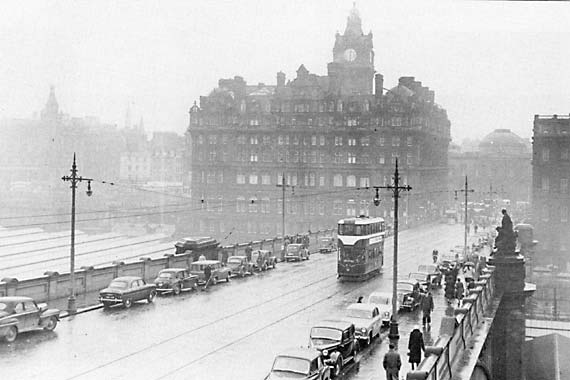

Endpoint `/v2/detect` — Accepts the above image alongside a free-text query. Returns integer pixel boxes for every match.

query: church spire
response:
[41,85,60,121]
[345,2,363,36]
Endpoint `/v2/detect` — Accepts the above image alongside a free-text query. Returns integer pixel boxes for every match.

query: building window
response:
[333,174,343,187]
[335,136,343,146]
[348,153,357,164]
[250,136,258,144]
[348,138,357,146]
[561,178,568,194]
[237,135,246,144]
[319,176,326,187]
[236,197,246,213]
[359,200,369,216]
[379,154,385,164]
[278,135,284,145]
[562,148,569,160]
[561,206,569,223]
[309,172,316,186]
[346,175,356,187]
[261,198,270,214]
[318,200,325,215]
[333,200,344,215]
[407,136,413,146]
[310,151,317,163]
[208,135,217,144]
[347,200,356,217]
[249,197,258,213]
[391,153,399,164]
[277,198,283,214]
[250,153,258,162]
[360,177,370,188]
[292,151,299,163]
[249,174,258,185]
[334,152,343,164]
[249,119,259,126]
[261,174,271,185]
[197,135,204,144]
[392,136,400,147]
[347,119,357,127]
[378,137,385,146]
[392,117,402,126]
[361,137,370,146]
[207,172,216,184]
[360,154,370,164]
[292,135,299,145]
[542,148,550,162]
[320,136,325,146]
[541,207,549,222]
[262,151,272,162]
[407,153,413,165]
[218,172,224,183]
[311,136,317,145]
[236,174,246,184]
[209,150,217,161]
[542,176,549,192]
[263,136,271,144]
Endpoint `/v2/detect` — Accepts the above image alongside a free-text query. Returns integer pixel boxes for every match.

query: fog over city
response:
[1,0,569,141]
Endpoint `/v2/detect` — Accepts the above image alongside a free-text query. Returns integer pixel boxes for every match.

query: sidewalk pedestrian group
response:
[383,343,401,380]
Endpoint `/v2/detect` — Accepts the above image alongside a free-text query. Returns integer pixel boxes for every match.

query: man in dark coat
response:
[383,343,401,380]
[203,265,212,290]
[421,292,434,327]
[408,325,425,370]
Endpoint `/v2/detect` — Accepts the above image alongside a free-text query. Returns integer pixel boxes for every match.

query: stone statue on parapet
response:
[493,208,517,256]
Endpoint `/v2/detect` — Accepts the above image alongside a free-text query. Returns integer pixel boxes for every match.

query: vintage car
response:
[396,280,425,311]
[251,249,277,271]
[226,255,253,277]
[417,264,442,287]
[99,276,157,308]
[0,296,60,343]
[318,237,337,254]
[437,252,459,271]
[409,272,434,290]
[153,268,198,295]
[189,259,231,285]
[265,348,331,380]
[366,291,394,326]
[343,303,382,345]
[285,243,309,262]
[309,320,359,377]
[451,245,468,264]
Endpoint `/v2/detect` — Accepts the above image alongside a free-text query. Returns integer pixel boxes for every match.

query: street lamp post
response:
[61,154,93,314]
[372,159,411,340]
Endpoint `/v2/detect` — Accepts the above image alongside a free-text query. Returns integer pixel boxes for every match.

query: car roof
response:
[369,291,392,298]
[313,319,354,330]
[0,296,33,303]
[289,243,302,247]
[347,303,377,312]
[159,268,186,273]
[113,276,142,281]
[277,347,321,361]
[190,260,220,265]
[228,255,246,259]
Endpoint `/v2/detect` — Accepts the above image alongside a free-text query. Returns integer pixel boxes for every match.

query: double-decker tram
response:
[337,216,386,281]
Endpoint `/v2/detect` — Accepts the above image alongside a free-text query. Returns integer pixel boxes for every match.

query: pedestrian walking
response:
[202,264,212,290]
[455,278,465,305]
[420,292,434,328]
[245,243,253,263]
[357,296,363,303]
[383,343,401,380]
[408,325,425,370]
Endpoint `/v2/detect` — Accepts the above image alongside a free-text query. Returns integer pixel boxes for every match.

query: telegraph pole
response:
[61,154,93,314]
[372,159,411,340]
[454,176,474,259]
[276,173,294,259]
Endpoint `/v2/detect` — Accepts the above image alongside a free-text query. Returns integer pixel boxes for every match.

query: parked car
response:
[285,243,309,262]
[318,237,337,254]
[343,303,382,345]
[309,320,358,377]
[252,249,277,271]
[0,296,60,343]
[408,272,433,290]
[189,259,231,284]
[396,280,425,311]
[366,291,394,326]
[417,264,442,287]
[99,276,157,308]
[153,268,198,295]
[437,252,459,271]
[226,255,253,277]
[265,348,331,380]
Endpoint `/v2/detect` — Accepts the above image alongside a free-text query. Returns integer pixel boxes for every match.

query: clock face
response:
[343,48,357,62]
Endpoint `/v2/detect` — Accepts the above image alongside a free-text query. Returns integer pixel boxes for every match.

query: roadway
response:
[0,223,477,380]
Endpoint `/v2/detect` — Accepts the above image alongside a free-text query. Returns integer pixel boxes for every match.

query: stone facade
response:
[532,114,570,268]
[184,6,451,242]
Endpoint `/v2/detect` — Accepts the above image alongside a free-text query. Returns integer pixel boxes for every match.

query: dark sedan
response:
[0,296,60,343]
[153,268,198,295]
[99,276,157,308]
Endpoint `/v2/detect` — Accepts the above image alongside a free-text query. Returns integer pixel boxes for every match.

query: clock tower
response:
[327,4,374,95]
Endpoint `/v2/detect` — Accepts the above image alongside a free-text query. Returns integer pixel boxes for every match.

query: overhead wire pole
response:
[454,176,474,259]
[61,153,93,314]
[372,158,411,340]
[276,173,294,260]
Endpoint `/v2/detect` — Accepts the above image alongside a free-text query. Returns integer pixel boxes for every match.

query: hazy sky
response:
[1,0,569,142]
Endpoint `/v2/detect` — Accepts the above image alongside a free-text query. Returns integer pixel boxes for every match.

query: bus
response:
[337,216,386,281]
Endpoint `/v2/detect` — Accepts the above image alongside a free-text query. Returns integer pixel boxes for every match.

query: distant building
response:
[532,115,570,269]
[449,129,531,210]
[184,5,451,241]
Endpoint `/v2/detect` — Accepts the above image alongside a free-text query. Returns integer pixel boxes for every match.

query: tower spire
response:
[345,2,363,36]
[41,85,60,120]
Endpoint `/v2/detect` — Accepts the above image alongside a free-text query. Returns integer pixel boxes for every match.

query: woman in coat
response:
[408,325,425,370]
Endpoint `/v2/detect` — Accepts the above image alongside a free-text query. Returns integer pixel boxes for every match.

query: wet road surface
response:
[0,223,479,380]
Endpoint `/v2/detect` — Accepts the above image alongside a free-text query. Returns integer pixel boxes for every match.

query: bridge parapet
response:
[407,266,497,380]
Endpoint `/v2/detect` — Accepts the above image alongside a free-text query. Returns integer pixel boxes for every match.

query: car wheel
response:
[147,290,156,303]
[211,277,218,285]
[192,282,198,291]
[44,316,58,331]
[123,298,133,308]
[173,285,181,296]
[239,268,245,277]
[4,326,17,343]
[333,355,343,377]
[262,264,267,271]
